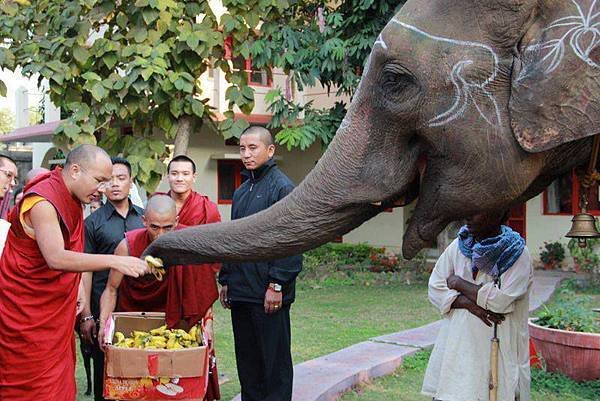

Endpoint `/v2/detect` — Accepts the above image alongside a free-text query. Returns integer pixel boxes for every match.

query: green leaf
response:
[0,2,18,17]
[141,67,154,81]
[133,28,148,43]
[191,100,204,118]
[82,72,102,82]
[0,81,7,98]
[186,32,200,50]
[63,123,81,138]
[169,100,182,118]
[143,9,159,24]
[51,73,64,85]
[122,45,135,58]
[156,109,173,132]
[241,86,254,101]
[103,53,118,69]
[91,82,107,101]
[73,46,90,64]
[135,0,149,6]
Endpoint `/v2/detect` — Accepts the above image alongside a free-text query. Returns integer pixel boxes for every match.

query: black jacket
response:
[218,159,303,304]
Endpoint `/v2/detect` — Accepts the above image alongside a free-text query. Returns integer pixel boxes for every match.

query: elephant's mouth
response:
[371,174,420,209]
[369,153,425,210]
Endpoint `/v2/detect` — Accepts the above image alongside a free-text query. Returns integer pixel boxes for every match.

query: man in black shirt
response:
[218,127,302,401]
[80,157,144,401]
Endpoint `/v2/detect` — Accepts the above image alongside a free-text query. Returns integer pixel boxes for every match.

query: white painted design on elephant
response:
[374,34,388,50]
[388,19,502,128]
[519,0,599,80]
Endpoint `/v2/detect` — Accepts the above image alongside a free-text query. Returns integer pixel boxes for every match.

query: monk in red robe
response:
[165,154,221,226]
[0,145,149,401]
[98,195,219,397]
[160,155,222,400]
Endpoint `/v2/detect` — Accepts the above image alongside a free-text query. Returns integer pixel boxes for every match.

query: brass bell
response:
[565,212,600,248]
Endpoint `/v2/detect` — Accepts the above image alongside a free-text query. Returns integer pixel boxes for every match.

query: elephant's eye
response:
[380,64,419,102]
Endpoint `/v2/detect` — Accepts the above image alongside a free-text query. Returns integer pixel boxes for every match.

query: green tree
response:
[0,108,15,134]
[0,0,290,190]
[256,0,403,149]
[0,0,403,189]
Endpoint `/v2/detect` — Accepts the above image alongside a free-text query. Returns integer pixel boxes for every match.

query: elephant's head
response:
[145,0,598,264]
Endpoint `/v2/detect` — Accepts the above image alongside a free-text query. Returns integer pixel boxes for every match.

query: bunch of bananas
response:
[113,324,203,349]
[145,255,166,281]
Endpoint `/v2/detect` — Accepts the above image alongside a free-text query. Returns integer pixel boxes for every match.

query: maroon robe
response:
[0,168,83,401]
[124,226,221,401]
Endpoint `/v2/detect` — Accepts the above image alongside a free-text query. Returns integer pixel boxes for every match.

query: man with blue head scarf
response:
[422,210,533,401]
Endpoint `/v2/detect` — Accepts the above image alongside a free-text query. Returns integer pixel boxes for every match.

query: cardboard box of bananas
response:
[113,324,203,350]
[103,312,209,400]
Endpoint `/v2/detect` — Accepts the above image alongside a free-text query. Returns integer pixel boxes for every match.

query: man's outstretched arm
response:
[30,200,148,276]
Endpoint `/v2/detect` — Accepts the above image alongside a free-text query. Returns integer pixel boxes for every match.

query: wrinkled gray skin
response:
[145,0,598,265]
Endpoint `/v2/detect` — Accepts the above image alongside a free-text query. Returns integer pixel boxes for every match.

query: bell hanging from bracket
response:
[565,134,600,248]
[565,211,600,248]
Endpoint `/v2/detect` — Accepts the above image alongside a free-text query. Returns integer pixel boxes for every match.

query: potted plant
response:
[567,233,600,280]
[529,293,600,381]
[539,241,566,270]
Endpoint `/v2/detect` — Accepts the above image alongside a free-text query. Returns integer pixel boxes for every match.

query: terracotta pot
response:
[529,319,600,381]
[543,261,556,270]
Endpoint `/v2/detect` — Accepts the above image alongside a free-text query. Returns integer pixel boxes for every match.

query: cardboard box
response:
[103,312,209,400]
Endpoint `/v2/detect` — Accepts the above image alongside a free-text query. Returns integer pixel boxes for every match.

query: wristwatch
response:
[268,283,282,292]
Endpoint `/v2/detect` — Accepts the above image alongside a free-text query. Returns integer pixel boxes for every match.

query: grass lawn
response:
[341,279,600,401]
[75,281,440,400]
[340,350,600,401]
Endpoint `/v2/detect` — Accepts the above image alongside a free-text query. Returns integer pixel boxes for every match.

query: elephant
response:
[145,0,599,264]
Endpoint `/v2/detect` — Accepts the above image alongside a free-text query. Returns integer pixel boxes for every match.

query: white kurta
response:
[422,239,533,401]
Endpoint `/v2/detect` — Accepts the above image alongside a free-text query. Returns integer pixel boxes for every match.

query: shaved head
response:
[63,144,113,204]
[146,194,177,218]
[144,194,178,241]
[65,144,111,169]
[25,167,49,185]
[241,126,273,146]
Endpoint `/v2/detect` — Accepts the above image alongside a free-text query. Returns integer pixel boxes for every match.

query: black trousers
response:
[91,337,106,401]
[231,302,293,401]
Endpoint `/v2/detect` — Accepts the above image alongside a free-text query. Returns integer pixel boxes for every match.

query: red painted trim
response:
[216,159,244,205]
[542,169,600,216]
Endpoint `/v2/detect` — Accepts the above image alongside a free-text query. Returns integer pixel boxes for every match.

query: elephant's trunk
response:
[145,106,419,265]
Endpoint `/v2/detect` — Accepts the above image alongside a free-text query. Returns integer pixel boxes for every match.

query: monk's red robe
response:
[121,226,221,400]
[0,168,83,401]
[170,190,221,227]
[119,227,218,327]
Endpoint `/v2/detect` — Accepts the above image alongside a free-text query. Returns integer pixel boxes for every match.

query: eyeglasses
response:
[80,167,111,190]
[0,169,18,186]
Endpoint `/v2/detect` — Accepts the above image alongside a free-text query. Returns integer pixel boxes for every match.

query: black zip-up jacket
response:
[218,159,303,305]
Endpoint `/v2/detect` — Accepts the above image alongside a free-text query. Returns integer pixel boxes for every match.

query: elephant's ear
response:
[509,1,599,153]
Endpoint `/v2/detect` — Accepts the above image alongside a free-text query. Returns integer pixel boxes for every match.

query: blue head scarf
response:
[458,225,525,278]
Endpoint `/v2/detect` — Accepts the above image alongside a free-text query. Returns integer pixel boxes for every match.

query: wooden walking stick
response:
[489,276,500,401]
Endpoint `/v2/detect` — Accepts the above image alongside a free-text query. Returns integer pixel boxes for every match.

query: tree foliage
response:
[256,0,403,147]
[0,0,402,190]
[0,108,15,134]
[0,0,290,190]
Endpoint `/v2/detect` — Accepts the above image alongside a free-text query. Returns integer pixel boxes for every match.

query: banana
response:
[150,325,167,336]
[188,325,197,340]
[145,256,166,281]
[145,255,163,268]
[114,332,125,345]
[112,324,203,349]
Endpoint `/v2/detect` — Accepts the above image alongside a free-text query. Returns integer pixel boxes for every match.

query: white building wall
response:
[343,209,405,251]
[525,194,574,261]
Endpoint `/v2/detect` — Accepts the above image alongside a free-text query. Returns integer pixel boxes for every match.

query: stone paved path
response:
[232,271,566,401]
